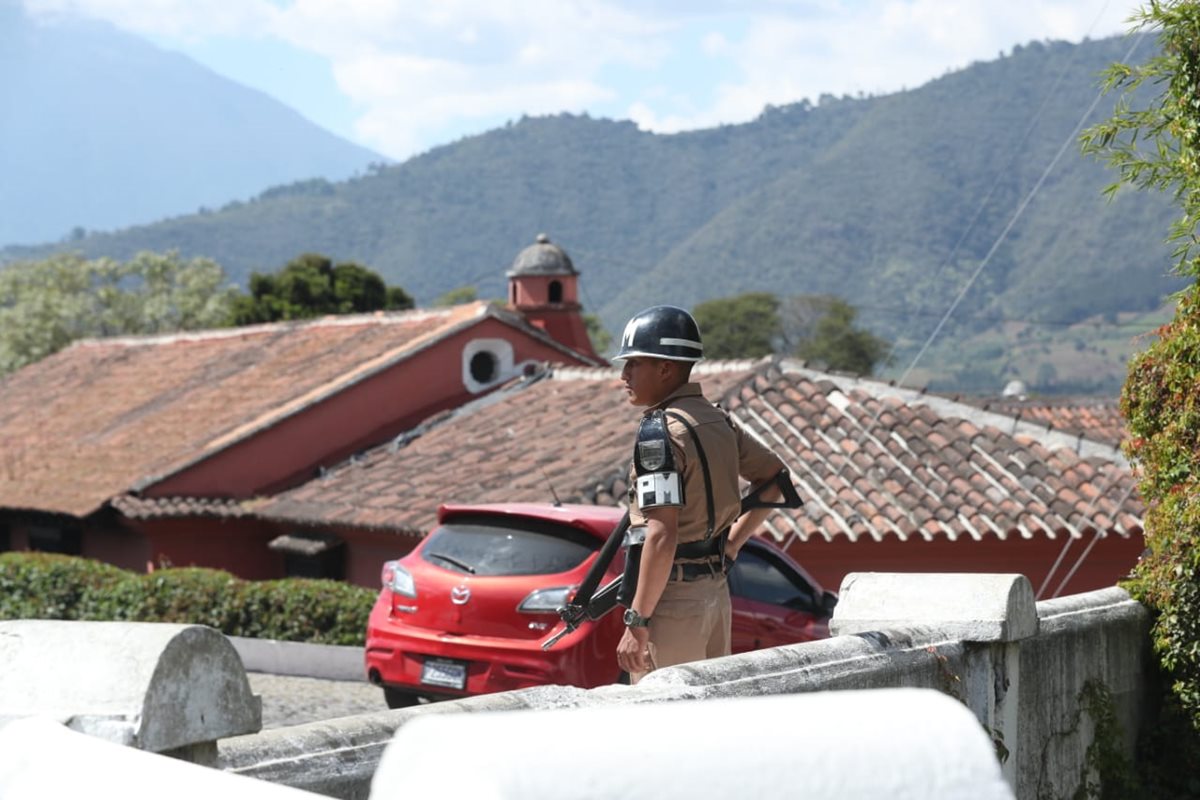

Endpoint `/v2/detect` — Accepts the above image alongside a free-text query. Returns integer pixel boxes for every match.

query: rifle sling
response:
[664,410,716,541]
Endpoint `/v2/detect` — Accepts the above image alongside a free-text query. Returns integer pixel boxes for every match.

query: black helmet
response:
[615,305,703,362]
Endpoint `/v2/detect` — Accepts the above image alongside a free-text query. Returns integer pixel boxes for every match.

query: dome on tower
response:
[507,233,577,277]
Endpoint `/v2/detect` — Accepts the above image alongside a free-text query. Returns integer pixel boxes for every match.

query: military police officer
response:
[613,305,787,679]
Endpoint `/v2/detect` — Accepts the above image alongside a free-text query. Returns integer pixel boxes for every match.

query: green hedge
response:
[1082,5,1200,792]
[0,553,375,646]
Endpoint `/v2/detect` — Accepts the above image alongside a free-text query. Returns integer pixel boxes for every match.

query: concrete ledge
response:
[0,621,261,752]
[218,632,972,798]
[371,689,1014,800]
[638,624,969,696]
[830,572,1038,642]
[228,636,365,682]
[218,685,594,797]
[215,580,1150,800]
[1035,586,1140,621]
[0,717,315,799]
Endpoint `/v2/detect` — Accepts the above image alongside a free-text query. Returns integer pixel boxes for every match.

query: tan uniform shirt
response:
[628,382,784,543]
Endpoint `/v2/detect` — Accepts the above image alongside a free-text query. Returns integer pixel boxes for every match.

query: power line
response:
[825,13,1145,586]
[894,32,1141,389]
[851,301,1167,330]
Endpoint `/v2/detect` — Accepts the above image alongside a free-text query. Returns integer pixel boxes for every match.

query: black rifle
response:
[541,469,802,650]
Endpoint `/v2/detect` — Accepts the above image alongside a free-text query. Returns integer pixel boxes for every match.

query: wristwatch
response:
[623,608,651,628]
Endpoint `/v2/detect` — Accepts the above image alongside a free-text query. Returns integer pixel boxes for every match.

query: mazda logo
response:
[450,585,471,605]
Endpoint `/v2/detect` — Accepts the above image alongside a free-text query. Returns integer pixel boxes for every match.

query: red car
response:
[365,502,836,708]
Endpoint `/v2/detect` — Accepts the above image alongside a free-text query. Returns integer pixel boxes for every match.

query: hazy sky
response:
[22,0,1136,161]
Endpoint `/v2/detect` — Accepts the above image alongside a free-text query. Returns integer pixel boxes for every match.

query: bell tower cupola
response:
[507,234,601,361]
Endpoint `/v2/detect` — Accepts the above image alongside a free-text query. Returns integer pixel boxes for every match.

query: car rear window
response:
[421,515,599,576]
[730,548,818,612]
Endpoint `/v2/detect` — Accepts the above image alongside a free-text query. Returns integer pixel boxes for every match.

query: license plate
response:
[420,658,467,690]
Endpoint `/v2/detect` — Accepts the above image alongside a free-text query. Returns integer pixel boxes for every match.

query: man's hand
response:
[724,537,742,563]
[616,625,652,674]
[727,475,785,559]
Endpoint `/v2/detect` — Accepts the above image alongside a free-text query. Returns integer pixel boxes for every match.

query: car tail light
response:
[381,560,416,598]
[517,586,574,614]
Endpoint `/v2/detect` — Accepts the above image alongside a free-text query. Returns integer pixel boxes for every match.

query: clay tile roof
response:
[959,396,1127,449]
[111,494,257,520]
[256,358,1143,544]
[258,361,759,533]
[0,302,525,518]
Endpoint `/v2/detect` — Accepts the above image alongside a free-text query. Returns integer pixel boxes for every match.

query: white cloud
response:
[333,49,616,153]
[625,0,1133,134]
[252,0,674,155]
[20,0,1137,158]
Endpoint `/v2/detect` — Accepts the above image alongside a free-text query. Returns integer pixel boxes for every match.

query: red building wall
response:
[148,318,589,500]
[508,275,598,360]
[130,518,419,586]
[340,527,422,588]
[784,530,1145,600]
[132,517,283,578]
[85,523,151,572]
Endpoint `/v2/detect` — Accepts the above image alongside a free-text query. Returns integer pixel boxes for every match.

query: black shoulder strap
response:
[664,409,715,540]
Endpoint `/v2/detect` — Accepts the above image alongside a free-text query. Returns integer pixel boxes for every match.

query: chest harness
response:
[542,404,803,650]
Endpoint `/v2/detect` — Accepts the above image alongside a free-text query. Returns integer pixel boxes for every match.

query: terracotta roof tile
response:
[960,395,1127,448]
[252,358,1143,545]
[0,303,570,517]
[111,494,254,520]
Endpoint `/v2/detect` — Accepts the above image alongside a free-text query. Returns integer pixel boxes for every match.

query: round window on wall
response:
[462,338,514,394]
[469,350,498,384]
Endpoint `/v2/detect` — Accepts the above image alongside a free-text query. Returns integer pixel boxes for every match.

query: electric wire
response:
[821,8,1146,596]
[834,21,1144,478]
[883,17,1103,352]
[894,36,1138,390]
[489,8,1143,597]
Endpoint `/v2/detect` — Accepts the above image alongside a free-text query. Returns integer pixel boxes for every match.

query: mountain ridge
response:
[0,5,384,246]
[2,31,1179,394]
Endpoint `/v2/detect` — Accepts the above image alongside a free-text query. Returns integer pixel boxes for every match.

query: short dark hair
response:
[662,359,693,384]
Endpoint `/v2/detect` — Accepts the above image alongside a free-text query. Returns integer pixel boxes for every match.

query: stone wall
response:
[0,576,1152,799]
[216,576,1152,800]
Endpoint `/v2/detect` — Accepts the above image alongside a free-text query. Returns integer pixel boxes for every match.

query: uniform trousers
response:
[630,573,731,684]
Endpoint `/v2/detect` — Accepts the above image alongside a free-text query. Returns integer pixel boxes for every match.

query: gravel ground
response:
[246,672,389,729]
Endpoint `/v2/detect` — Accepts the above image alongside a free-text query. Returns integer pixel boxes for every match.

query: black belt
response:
[674,528,729,559]
[671,528,730,582]
[669,560,723,582]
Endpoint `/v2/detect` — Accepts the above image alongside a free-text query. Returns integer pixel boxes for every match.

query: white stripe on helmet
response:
[659,337,702,350]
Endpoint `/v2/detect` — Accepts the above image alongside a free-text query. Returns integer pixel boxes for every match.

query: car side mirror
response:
[821,591,838,616]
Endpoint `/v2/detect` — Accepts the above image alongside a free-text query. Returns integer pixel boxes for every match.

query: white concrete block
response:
[370,688,1014,800]
[228,636,365,682]
[0,621,261,751]
[0,716,315,800]
[830,572,1038,642]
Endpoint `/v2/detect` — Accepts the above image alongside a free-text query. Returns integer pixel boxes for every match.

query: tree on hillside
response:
[229,253,414,325]
[584,313,613,355]
[693,292,781,359]
[792,296,891,376]
[692,291,890,374]
[0,251,238,375]
[1082,0,1200,778]
[433,285,478,306]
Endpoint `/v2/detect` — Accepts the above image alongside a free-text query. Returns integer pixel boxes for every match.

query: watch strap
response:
[624,609,652,628]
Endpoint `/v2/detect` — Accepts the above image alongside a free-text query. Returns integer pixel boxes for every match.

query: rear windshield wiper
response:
[427,552,477,574]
